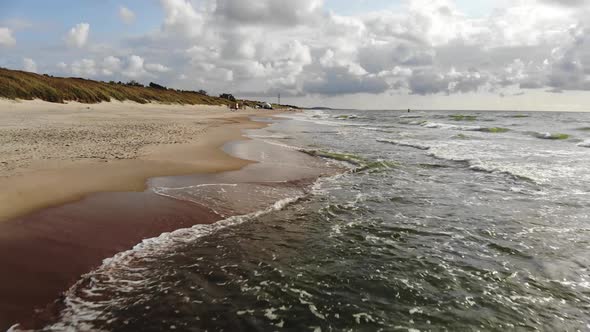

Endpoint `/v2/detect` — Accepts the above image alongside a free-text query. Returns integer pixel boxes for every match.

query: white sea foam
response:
[284,111,377,129]
[577,140,590,148]
[353,312,376,324]
[361,127,394,133]
[427,145,548,184]
[422,122,482,131]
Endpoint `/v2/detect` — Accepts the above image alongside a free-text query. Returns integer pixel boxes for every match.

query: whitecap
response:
[421,122,481,131]
[353,312,376,324]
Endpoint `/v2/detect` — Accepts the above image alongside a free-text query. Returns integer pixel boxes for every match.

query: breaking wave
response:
[36,195,306,332]
[422,122,510,133]
[427,147,540,183]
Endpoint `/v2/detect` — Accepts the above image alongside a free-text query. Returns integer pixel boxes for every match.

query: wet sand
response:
[0,108,338,330]
[0,191,221,330]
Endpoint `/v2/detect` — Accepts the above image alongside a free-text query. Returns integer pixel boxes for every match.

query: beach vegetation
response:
[219,93,236,102]
[149,82,168,90]
[126,80,144,87]
[0,67,270,106]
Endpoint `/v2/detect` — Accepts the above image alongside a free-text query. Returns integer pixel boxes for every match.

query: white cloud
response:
[0,27,16,47]
[65,23,90,48]
[161,0,205,37]
[71,59,97,76]
[23,58,37,73]
[123,55,149,78]
[102,56,122,76]
[214,0,323,26]
[119,6,136,25]
[145,63,171,73]
[8,0,590,103]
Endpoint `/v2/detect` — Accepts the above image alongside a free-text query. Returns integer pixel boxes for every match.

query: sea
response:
[41,109,590,331]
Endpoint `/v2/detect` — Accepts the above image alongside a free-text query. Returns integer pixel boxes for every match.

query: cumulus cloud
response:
[119,6,136,24]
[10,0,590,99]
[55,55,168,80]
[304,66,389,95]
[0,27,16,47]
[23,58,37,73]
[66,23,90,48]
[145,63,171,73]
[161,0,205,37]
[214,0,323,26]
[71,59,97,76]
[123,55,149,78]
[102,56,122,76]
[144,0,590,97]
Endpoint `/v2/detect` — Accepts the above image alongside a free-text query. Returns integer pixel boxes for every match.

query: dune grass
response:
[0,67,278,107]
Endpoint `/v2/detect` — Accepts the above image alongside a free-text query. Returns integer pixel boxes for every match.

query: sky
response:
[1,0,590,111]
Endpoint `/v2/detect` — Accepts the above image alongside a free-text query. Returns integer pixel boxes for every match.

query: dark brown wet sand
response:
[0,191,221,330]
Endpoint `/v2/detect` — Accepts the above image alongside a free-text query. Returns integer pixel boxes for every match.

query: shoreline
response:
[0,99,286,222]
[0,101,336,330]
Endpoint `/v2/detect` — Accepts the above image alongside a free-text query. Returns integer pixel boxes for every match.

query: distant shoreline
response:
[306,107,590,113]
[0,67,295,109]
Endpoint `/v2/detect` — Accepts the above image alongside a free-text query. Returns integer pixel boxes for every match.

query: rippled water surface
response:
[46,110,590,331]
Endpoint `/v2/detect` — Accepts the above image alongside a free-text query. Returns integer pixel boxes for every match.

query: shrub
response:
[220,93,236,102]
[149,82,167,90]
[126,80,144,87]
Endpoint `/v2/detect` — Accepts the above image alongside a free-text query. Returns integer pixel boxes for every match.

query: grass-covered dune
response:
[0,67,266,107]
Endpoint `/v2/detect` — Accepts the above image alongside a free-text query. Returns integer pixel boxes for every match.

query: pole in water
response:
[278,93,281,106]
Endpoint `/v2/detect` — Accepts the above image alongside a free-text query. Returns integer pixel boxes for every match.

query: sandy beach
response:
[0,99,281,223]
[0,99,337,330]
